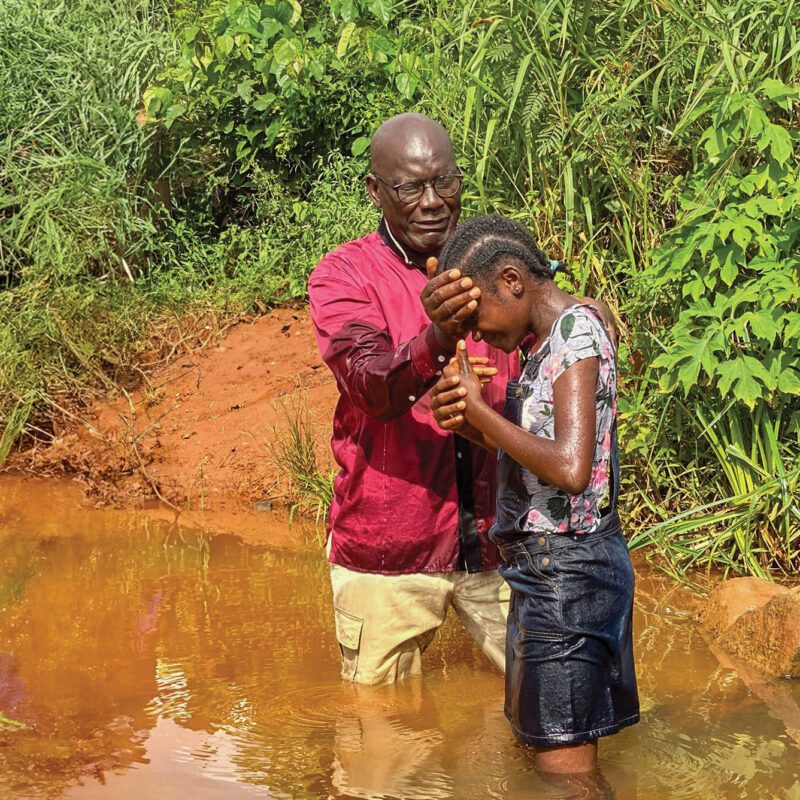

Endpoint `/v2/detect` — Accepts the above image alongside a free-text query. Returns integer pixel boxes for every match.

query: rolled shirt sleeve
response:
[309,254,453,423]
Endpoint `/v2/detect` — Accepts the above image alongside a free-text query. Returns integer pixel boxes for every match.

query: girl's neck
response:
[529,284,576,342]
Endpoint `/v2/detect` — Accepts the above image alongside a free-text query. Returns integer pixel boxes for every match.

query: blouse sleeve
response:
[548,309,603,384]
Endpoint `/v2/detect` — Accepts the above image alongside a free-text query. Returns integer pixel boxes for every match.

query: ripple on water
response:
[252,683,455,799]
[602,712,732,799]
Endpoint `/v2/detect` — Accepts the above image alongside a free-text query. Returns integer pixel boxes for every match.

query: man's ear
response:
[365,176,381,210]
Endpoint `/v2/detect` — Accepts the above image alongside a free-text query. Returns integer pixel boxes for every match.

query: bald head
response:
[370,113,454,175]
[366,113,461,261]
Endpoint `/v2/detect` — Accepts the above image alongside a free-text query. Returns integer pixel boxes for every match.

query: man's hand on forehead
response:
[421,257,480,350]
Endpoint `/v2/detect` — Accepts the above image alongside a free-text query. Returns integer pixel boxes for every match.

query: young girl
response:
[430,216,639,775]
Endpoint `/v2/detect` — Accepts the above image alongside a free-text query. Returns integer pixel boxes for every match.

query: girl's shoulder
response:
[543,305,616,386]
[551,304,614,357]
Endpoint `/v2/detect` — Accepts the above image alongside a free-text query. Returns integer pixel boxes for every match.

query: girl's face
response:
[468,269,532,353]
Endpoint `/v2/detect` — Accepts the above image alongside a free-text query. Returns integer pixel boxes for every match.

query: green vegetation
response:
[2,0,798,576]
[269,401,336,525]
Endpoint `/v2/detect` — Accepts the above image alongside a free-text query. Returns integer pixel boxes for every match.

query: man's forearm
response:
[326,320,454,422]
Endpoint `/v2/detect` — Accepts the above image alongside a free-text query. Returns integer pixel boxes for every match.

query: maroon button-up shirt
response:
[308,221,519,575]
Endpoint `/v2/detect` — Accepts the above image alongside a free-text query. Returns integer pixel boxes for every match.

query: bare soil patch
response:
[5,307,338,511]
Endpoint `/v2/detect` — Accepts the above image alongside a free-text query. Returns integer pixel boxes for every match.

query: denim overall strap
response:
[576,304,621,532]
[491,341,551,542]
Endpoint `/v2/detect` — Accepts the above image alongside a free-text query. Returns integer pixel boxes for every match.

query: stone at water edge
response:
[699,577,800,677]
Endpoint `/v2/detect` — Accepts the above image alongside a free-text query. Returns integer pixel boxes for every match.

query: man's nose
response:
[417,183,445,212]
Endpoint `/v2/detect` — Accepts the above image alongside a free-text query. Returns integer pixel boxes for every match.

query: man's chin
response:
[405,230,449,256]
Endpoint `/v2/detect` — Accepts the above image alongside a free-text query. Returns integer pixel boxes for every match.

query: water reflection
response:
[0,478,800,799]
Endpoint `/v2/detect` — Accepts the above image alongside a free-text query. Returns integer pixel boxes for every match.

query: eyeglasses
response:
[372,172,463,205]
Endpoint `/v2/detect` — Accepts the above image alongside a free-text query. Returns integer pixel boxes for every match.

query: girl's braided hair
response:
[438,215,557,287]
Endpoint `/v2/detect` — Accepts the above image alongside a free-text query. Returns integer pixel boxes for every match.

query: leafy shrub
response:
[144,0,417,183]
[0,0,175,453]
[152,153,378,305]
[630,79,800,575]
[647,79,800,409]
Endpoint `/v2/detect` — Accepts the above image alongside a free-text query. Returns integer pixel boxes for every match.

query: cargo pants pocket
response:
[334,607,363,681]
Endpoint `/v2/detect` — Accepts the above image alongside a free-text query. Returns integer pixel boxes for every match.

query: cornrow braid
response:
[438,215,555,287]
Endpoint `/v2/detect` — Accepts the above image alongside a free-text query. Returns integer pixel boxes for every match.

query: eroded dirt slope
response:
[7,308,338,510]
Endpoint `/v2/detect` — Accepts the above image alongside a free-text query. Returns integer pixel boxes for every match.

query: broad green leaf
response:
[337,0,358,22]
[760,78,799,109]
[783,312,800,341]
[261,19,283,38]
[163,101,186,129]
[216,34,235,57]
[237,79,254,102]
[367,0,393,24]
[337,23,357,58]
[716,358,766,408]
[273,37,301,66]
[720,257,738,287]
[732,217,753,249]
[758,123,793,165]
[744,310,782,345]
[683,273,705,300]
[669,239,697,273]
[351,136,370,156]
[287,0,302,26]
[395,72,418,99]
[275,2,295,25]
[252,92,276,111]
[778,368,800,395]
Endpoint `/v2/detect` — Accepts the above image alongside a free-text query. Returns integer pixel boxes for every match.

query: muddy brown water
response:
[1,479,800,799]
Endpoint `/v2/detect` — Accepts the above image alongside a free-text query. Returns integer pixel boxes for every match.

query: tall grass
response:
[628,400,800,578]
[0,0,174,449]
[0,0,171,285]
[0,0,378,459]
[424,0,800,280]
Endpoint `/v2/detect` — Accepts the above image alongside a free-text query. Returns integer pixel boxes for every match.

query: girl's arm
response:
[449,342,598,495]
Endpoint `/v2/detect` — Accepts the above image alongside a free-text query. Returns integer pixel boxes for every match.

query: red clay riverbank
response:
[4,307,339,514]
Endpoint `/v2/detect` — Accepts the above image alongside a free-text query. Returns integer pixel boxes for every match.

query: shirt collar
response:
[378,218,417,269]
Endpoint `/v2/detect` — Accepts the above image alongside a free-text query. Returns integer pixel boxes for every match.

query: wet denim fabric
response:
[490,345,640,747]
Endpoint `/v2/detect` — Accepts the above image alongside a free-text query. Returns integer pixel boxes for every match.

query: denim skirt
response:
[495,518,639,747]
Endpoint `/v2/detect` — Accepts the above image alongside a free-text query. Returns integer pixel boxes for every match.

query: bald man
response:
[308,114,517,685]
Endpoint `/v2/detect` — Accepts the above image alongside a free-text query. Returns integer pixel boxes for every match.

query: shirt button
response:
[437,355,446,363]
[408,395,416,402]
[542,557,550,566]
[457,451,463,459]
[538,537,546,546]
[436,370,442,376]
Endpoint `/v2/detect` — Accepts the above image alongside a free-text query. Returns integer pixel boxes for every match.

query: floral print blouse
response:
[518,305,617,534]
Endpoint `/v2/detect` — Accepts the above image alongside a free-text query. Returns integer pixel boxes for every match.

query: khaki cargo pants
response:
[329,562,510,685]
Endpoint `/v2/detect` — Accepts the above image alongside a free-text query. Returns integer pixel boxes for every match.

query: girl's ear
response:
[499,264,524,297]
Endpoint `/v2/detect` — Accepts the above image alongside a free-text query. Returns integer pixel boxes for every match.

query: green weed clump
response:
[269,400,335,525]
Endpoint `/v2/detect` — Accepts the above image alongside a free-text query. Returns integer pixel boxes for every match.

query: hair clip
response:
[549,259,560,275]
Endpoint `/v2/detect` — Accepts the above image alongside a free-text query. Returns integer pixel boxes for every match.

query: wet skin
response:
[431,267,601,513]
[430,267,605,774]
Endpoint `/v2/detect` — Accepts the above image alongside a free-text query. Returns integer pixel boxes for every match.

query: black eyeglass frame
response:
[370,171,464,205]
